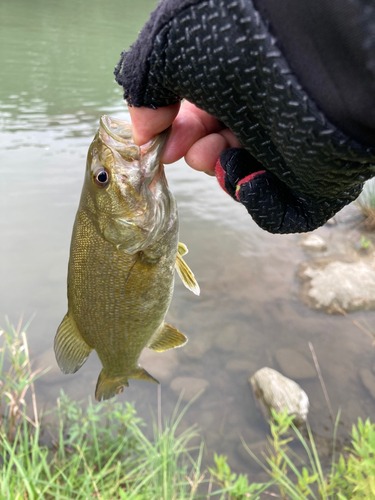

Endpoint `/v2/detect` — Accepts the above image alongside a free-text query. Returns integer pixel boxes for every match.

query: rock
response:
[275,348,316,379]
[359,368,375,400]
[139,349,178,383]
[170,376,209,402]
[225,359,256,372]
[214,325,242,352]
[183,339,209,359]
[303,261,375,312]
[325,217,338,226]
[299,234,327,251]
[250,367,309,425]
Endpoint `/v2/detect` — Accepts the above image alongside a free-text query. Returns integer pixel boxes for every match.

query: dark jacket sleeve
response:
[115,0,375,234]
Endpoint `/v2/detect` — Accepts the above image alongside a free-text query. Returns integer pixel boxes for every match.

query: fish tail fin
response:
[54,313,92,374]
[95,370,129,401]
[95,367,159,401]
[131,366,159,385]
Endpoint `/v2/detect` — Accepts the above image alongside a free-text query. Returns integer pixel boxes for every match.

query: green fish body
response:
[54,116,199,401]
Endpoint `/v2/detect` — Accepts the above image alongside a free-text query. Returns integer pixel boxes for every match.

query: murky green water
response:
[2,0,375,481]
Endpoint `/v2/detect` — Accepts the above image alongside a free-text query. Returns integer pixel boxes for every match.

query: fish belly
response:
[67,209,178,376]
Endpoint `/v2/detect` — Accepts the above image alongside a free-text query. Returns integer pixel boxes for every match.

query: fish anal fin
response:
[95,369,129,401]
[54,313,92,374]
[132,366,159,384]
[148,323,188,352]
[175,252,200,296]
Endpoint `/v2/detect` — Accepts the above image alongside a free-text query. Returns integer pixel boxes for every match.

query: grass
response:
[0,320,272,499]
[2,319,375,499]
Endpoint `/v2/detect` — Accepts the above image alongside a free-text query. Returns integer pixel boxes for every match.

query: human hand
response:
[116,0,374,234]
[129,100,241,174]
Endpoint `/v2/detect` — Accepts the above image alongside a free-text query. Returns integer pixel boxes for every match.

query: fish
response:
[54,115,199,401]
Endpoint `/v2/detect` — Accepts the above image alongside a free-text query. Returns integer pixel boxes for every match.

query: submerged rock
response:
[299,234,327,251]
[250,367,309,425]
[301,261,375,312]
[275,348,316,379]
[170,376,209,402]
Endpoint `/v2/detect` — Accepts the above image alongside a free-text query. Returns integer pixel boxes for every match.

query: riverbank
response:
[2,321,375,499]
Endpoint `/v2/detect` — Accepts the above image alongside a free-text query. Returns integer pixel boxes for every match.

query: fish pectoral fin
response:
[148,323,188,352]
[95,369,129,402]
[132,366,159,384]
[175,250,200,296]
[54,313,92,374]
[178,242,188,257]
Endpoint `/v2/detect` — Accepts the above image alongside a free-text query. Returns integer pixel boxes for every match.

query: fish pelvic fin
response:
[148,323,188,352]
[175,243,200,296]
[54,313,92,374]
[95,370,130,401]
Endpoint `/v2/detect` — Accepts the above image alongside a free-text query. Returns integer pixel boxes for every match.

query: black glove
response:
[115,0,375,234]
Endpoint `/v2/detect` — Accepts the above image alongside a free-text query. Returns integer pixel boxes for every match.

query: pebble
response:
[170,376,209,402]
[250,367,309,425]
[275,348,316,379]
[359,368,375,400]
[299,234,327,251]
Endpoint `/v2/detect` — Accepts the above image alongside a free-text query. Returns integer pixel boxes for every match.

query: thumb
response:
[128,102,180,145]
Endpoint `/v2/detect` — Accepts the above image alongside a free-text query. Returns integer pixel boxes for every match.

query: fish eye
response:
[93,168,110,187]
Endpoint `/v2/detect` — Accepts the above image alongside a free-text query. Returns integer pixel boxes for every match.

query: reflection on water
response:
[2,0,375,481]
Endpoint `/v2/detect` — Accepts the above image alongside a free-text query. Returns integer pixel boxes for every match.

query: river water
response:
[2,0,375,481]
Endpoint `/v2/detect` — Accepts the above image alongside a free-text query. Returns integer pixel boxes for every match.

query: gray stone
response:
[359,368,375,401]
[303,261,375,312]
[170,376,209,402]
[250,367,309,425]
[299,234,327,251]
[275,348,316,379]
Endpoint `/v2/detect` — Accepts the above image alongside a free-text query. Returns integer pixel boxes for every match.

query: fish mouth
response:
[99,115,170,178]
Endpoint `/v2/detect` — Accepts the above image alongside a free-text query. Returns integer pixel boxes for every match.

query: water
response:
[2,0,375,480]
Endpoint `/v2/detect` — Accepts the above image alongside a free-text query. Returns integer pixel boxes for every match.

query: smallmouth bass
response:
[54,116,199,401]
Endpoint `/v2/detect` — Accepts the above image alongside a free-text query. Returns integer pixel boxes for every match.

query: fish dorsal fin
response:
[175,243,200,296]
[148,323,188,352]
[54,314,92,374]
